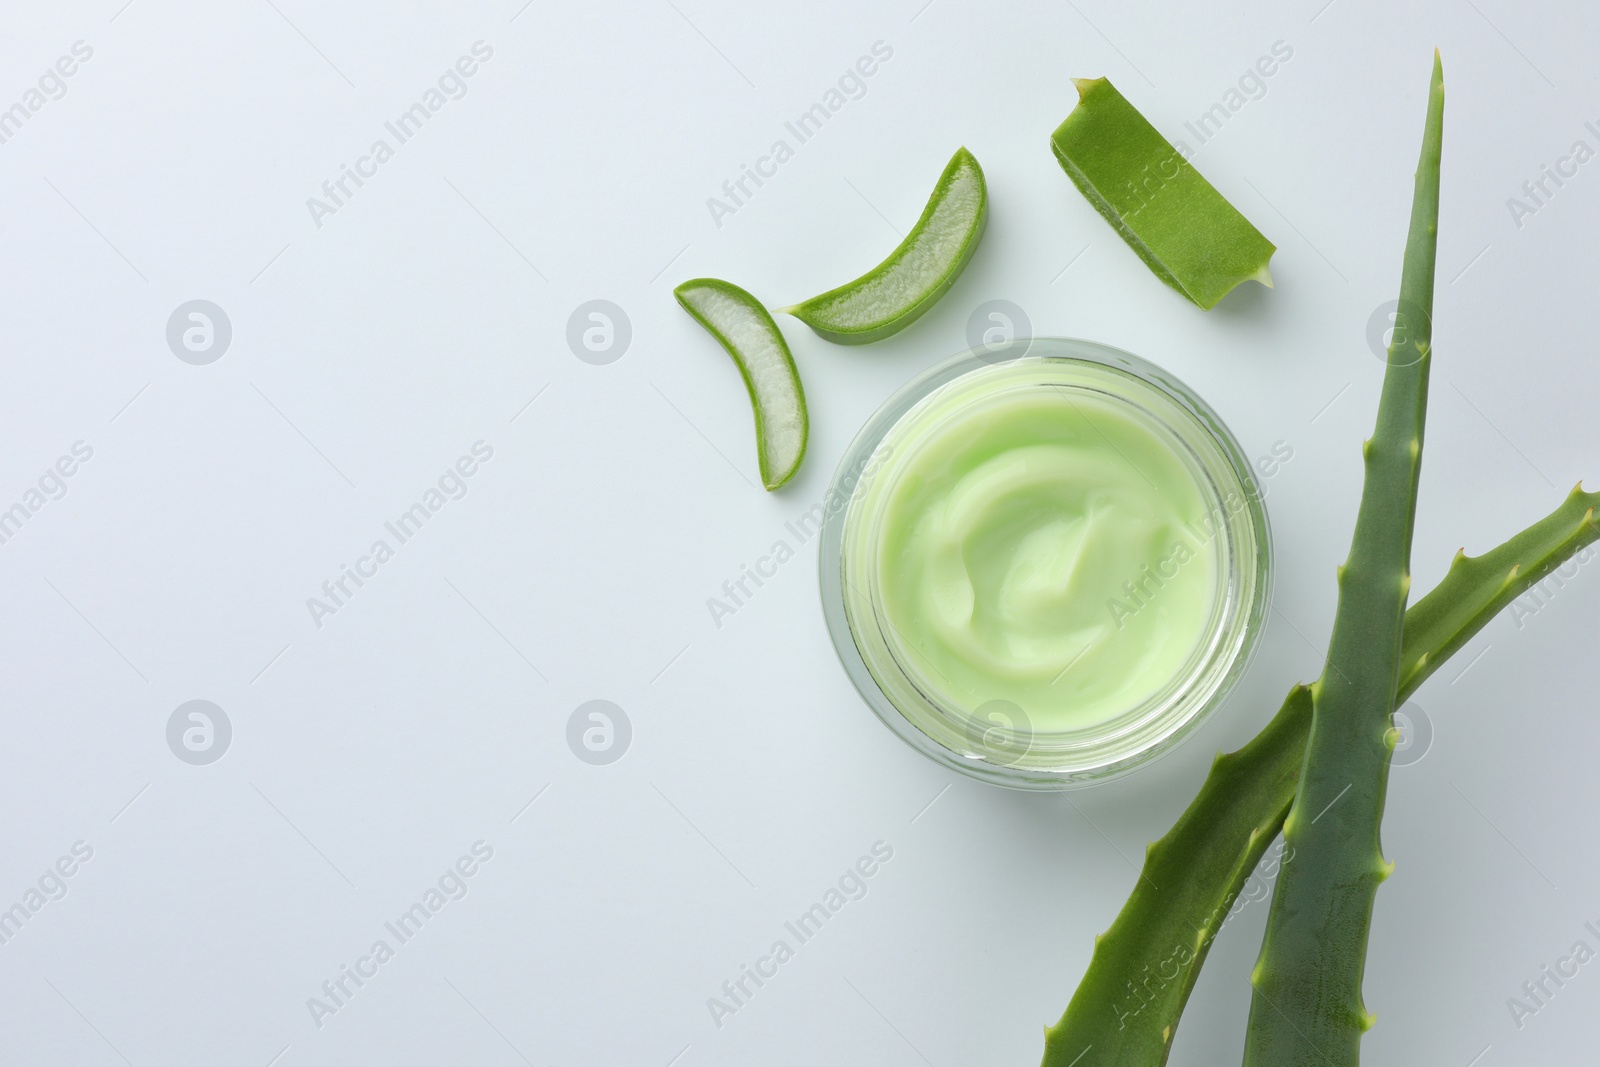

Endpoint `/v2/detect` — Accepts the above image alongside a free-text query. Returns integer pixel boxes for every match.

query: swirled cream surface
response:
[862,369,1220,732]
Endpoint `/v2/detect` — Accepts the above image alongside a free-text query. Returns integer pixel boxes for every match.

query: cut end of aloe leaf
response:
[673,278,808,491]
[1050,78,1276,310]
[781,147,988,344]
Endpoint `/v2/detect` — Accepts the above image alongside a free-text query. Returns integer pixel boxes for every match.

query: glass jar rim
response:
[817,337,1273,790]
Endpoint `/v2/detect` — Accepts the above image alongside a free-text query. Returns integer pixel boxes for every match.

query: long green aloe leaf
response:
[1041,482,1600,1067]
[1243,53,1445,1066]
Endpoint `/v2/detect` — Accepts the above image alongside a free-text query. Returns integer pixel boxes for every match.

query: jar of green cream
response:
[820,338,1271,788]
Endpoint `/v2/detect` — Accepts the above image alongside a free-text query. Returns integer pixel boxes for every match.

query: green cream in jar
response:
[822,340,1270,788]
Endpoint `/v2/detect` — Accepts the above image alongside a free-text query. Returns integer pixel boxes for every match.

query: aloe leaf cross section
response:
[674,277,809,491]
[779,147,988,344]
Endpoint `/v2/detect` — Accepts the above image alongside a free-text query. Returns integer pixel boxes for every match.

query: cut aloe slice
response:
[778,147,988,344]
[1051,78,1275,309]
[673,278,808,491]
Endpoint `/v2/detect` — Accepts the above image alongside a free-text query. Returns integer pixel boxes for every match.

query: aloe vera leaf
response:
[673,278,808,490]
[1242,54,1445,1067]
[1040,482,1600,1067]
[1041,686,1306,1067]
[1049,78,1275,310]
[777,147,987,344]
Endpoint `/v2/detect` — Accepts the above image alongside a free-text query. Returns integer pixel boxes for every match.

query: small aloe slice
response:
[1041,482,1600,1067]
[777,147,987,344]
[674,278,807,491]
[1050,78,1274,309]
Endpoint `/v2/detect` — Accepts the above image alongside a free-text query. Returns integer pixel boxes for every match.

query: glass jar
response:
[818,337,1272,789]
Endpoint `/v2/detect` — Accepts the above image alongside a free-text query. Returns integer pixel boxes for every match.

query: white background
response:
[1,0,1596,1064]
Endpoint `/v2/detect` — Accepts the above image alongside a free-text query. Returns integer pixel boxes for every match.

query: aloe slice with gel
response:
[673,278,808,491]
[778,147,988,344]
[1051,78,1275,309]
